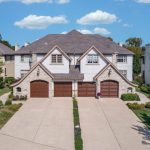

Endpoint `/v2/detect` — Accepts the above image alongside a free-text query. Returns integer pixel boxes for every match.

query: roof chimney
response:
[15,44,20,51]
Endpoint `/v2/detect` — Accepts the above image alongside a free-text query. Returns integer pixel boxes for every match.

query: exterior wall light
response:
[108,69,112,76]
[37,68,40,76]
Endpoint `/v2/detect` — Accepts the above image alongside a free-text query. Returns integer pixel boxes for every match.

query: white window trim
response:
[21,55,32,63]
[117,55,127,63]
[87,54,99,64]
[51,54,63,64]
[119,70,127,78]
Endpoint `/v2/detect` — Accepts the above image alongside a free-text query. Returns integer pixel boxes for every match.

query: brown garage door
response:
[78,82,96,97]
[30,80,49,98]
[54,82,72,97]
[101,80,119,97]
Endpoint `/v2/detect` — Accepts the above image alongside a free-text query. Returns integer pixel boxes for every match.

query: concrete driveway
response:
[78,98,150,150]
[0,98,74,150]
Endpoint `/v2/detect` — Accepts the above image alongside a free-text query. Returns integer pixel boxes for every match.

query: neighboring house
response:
[12,30,135,98]
[0,43,15,78]
[141,44,150,85]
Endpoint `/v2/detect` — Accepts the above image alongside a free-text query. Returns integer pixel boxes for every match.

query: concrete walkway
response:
[136,91,150,104]
[78,98,150,150]
[0,98,74,150]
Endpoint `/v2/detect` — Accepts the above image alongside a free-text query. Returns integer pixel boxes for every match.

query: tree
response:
[124,37,142,77]
[0,34,14,50]
[107,37,113,41]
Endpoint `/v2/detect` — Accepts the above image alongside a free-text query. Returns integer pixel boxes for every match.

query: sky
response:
[0,0,149,46]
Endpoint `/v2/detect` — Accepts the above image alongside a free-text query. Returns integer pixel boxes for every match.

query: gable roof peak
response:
[67,30,82,35]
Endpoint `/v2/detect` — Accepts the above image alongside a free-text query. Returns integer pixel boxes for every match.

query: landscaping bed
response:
[73,98,83,150]
[0,100,22,129]
[121,93,140,101]
[127,102,150,129]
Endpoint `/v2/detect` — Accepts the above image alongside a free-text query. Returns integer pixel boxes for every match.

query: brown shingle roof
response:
[15,30,134,55]
[52,65,84,81]
[0,43,14,55]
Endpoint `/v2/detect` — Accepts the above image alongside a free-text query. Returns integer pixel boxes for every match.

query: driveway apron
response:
[0,98,74,150]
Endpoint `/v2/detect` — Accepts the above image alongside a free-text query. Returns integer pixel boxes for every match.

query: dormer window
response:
[51,54,62,63]
[87,54,98,64]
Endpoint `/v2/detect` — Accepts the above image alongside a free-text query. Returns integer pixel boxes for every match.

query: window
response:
[117,55,127,63]
[20,70,29,78]
[21,55,32,63]
[51,54,62,63]
[87,54,98,64]
[5,55,14,61]
[119,70,127,78]
[17,87,21,92]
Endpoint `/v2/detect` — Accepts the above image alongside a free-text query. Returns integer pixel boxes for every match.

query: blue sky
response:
[0,0,149,46]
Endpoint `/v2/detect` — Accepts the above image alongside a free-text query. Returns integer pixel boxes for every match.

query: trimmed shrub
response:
[20,95,27,101]
[4,77,15,87]
[5,100,12,106]
[0,100,3,106]
[121,93,140,101]
[0,77,4,88]
[8,103,22,112]
[145,102,150,109]
[140,85,150,94]
[127,103,145,110]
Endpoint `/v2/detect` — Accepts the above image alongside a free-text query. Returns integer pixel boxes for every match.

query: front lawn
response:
[0,87,11,96]
[0,103,22,129]
[133,109,150,129]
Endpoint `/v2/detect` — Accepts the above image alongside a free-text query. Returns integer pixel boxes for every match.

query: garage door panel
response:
[78,82,96,97]
[54,82,72,97]
[30,80,49,98]
[101,80,118,97]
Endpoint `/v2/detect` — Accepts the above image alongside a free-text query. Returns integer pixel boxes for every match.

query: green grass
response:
[73,98,83,150]
[0,103,22,129]
[133,109,150,129]
[0,87,11,96]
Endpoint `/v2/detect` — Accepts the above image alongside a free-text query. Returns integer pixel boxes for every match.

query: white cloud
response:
[77,10,118,25]
[56,0,70,4]
[72,27,111,35]
[93,27,111,35]
[136,0,150,3]
[14,15,68,29]
[123,23,133,27]
[0,0,70,4]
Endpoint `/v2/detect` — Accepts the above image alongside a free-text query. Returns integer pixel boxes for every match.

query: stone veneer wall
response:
[13,65,53,98]
[96,66,135,98]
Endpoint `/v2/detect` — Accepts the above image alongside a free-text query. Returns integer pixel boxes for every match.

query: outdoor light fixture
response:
[37,68,40,76]
[108,69,112,76]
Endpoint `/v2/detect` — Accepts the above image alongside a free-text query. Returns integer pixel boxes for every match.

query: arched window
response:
[17,87,21,92]
[127,87,133,93]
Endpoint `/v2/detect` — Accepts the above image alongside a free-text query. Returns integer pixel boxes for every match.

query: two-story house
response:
[0,43,15,78]
[12,30,135,98]
[141,44,150,85]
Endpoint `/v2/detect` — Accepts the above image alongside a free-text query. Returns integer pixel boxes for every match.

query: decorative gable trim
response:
[11,63,54,87]
[94,63,137,87]
[77,45,110,63]
[40,45,72,63]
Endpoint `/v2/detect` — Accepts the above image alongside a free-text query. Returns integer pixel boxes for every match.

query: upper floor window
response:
[21,55,32,63]
[87,54,98,64]
[51,54,62,63]
[117,55,127,63]
[5,55,14,61]
[119,70,127,78]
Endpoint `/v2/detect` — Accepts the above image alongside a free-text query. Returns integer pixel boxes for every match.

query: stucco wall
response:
[116,55,133,81]
[4,61,15,77]
[15,55,30,79]
[13,65,53,98]
[80,49,107,81]
[96,65,135,98]
[42,48,69,73]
